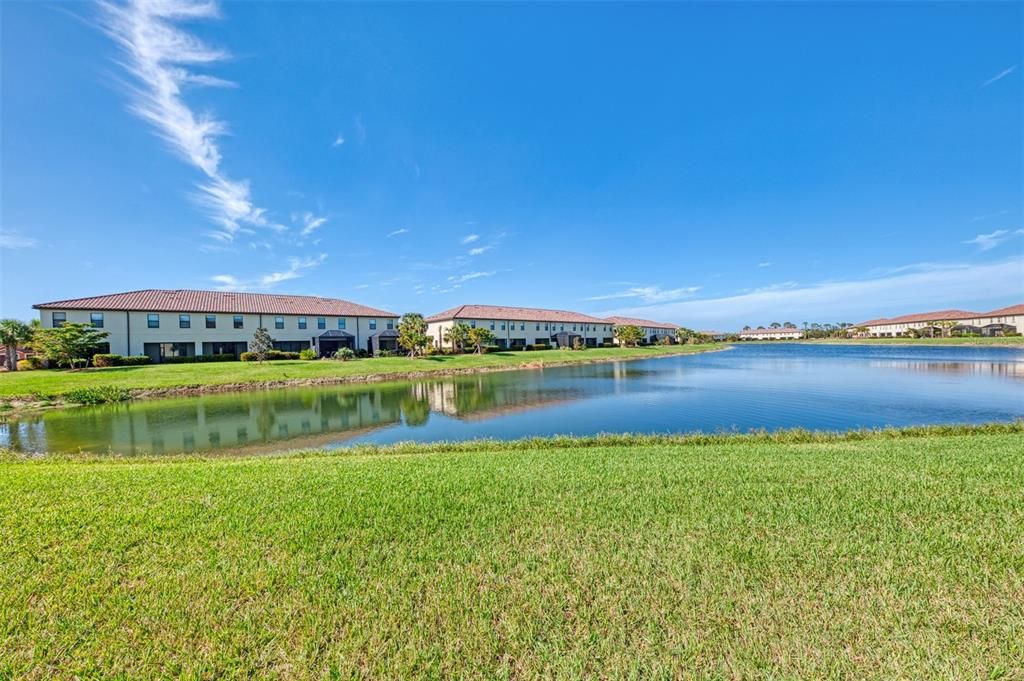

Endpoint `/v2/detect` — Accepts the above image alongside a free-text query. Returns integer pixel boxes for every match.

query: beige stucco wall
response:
[38,308,398,357]
[427,317,616,349]
[864,313,1022,337]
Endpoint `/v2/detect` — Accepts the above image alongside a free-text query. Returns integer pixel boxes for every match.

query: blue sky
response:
[1,1,1021,330]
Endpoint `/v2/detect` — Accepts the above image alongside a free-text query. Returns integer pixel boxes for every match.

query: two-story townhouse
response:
[605,316,679,344]
[425,305,616,350]
[34,289,399,361]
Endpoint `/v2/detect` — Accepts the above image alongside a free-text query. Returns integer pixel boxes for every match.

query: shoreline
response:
[795,338,1024,348]
[0,344,729,416]
[3,421,1019,464]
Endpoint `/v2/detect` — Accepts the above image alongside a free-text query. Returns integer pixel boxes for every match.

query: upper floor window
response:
[520,323,525,331]
[317,317,326,330]
[338,318,346,330]
[536,323,540,331]
[233,315,243,329]
[470,320,477,328]
[386,319,394,330]
[489,321,495,330]
[298,317,307,330]
[206,315,216,329]
[560,325,565,331]
[275,316,284,330]
[90,312,104,328]
[500,323,506,330]
[147,313,159,329]
[52,312,67,328]
[179,314,191,329]
[369,319,377,330]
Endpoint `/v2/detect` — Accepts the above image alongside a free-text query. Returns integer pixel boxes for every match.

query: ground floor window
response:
[202,341,247,358]
[510,338,526,347]
[273,340,310,353]
[144,342,196,363]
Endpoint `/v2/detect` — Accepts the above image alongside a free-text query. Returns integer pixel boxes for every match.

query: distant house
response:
[605,316,678,344]
[739,327,804,340]
[425,305,615,349]
[33,289,399,361]
[854,304,1023,337]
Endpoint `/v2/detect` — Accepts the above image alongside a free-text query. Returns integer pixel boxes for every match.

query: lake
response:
[2,344,1022,456]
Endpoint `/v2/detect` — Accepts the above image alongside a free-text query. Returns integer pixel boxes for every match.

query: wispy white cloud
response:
[586,285,701,304]
[468,246,492,256]
[448,270,496,284]
[971,209,1009,223]
[211,253,327,290]
[758,261,773,268]
[293,211,327,237]
[332,134,345,147]
[461,234,479,244]
[0,229,37,250]
[387,228,409,238]
[603,257,1024,331]
[964,229,1018,251]
[354,114,366,144]
[982,64,1017,87]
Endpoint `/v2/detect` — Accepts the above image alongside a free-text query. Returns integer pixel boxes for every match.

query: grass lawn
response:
[2,426,1022,678]
[0,344,718,402]
[800,336,1024,347]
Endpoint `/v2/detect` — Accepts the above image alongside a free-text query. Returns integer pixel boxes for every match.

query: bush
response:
[122,355,151,366]
[163,354,237,364]
[356,349,369,359]
[333,347,355,361]
[62,386,132,405]
[482,345,501,354]
[534,343,550,351]
[601,342,617,348]
[299,348,318,360]
[376,349,398,358]
[92,353,121,368]
[240,350,301,362]
[17,358,42,371]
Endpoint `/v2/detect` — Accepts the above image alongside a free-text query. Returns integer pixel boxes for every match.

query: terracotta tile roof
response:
[856,309,980,326]
[34,289,397,318]
[984,303,1024,316]
[426,304,611,325]
[605,316,677,330]
[741,327,803,335]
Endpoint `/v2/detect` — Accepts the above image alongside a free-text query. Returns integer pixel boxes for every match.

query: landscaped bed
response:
[0,344,722,410]
[1,424,1022,678]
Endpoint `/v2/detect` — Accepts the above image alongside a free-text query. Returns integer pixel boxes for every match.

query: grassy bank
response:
[2,425,1022,678]
[0,344,719,406]
[799,336,1024,347]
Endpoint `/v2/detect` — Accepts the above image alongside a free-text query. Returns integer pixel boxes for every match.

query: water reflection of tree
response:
[401,393,430,426]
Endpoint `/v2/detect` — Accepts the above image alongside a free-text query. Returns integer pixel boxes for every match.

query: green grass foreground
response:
[2,425,1022,678]
[0,344,717,403]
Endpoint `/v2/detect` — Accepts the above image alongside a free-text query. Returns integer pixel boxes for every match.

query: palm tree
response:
[0,319,34,371]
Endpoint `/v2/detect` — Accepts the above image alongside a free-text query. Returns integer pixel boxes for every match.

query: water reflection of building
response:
[419,375,580,421]
[868,360,1024,379]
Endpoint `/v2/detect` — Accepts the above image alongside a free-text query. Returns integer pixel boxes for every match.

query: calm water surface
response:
[3,344,1022,456]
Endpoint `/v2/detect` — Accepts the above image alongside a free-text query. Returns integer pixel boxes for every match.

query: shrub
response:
[334,347,356,361]
[572,338,586,351]
[534,343,550,351]
[93,354,121,368]
[163,354,236,364]
[121,355,151,366]
[16,358,40,371]
[356,349,369,359]
[299,348,318,360]
[240,350,301,362]
[376,349,398,358]
[62,386,132,405]
[601,342,617,348]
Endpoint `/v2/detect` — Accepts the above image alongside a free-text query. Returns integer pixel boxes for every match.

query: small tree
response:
[467,327,495,354]
[31,322,108,369]
[769,322,782,329]
[0,319,34,371]
[443,322,471,353]
[251,327,274,363]
[614,324,643,347]
[675,327,696,344]
[572,336,586,351]
[397,312,429,358]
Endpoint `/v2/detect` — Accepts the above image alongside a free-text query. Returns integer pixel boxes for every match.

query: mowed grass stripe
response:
[2,432,1022,678]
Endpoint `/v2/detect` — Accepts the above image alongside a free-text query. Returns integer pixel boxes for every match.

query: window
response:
[298,317,307,330]
[179,314,191,329]
[206,315,216,329]
[147,313,159,329]
[470,320,477,328]
[536,323,540,331]
[544,324,549,331]
[338,318,346,330]
[520,323,525,331]
[560,325,564,331]
[90,312,104,328]
[52,312,67,327]
[386,319,394,330]
[233,315,243,329]
[500,323,506,330]
[317,317,326,330]
[369,319,377,330]
[490,321,495,330]
[275,316,284,330]
[572,325,577,332]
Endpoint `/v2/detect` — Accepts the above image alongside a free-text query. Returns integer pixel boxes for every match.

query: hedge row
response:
[163,354,237,364]
[92,354,152,367]
[239,351,301,362]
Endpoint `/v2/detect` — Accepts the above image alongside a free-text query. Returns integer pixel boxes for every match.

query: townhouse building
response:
[605,316,678,344]
[425,304,616,349]
[34,289,399,361]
